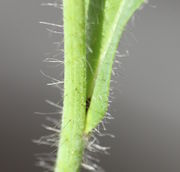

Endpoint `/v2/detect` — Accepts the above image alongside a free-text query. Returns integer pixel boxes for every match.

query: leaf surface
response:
[85,0,144,133]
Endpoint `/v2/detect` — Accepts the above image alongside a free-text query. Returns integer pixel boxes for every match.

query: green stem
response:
[55,0,86,171]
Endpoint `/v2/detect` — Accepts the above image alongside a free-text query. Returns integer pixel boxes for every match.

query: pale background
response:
[0,0,180,172]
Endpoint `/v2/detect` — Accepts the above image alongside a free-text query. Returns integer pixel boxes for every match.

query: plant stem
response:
[55,0,86,171]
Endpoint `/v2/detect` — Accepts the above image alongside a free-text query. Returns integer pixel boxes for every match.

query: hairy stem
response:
[53,0,145,171]
[55,0,86,171]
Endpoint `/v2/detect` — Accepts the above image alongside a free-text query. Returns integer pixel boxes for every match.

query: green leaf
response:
[85,0,144,134]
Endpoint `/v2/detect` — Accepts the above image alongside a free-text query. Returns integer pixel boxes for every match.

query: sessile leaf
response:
[85,0,145,134]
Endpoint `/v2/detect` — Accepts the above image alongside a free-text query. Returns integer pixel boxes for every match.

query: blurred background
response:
[0,0,180,172]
